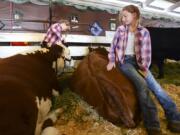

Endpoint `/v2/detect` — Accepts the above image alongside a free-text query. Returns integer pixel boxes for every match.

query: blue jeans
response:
[145,71,180,122]
[118,56,160,129]
[118,55,180,129]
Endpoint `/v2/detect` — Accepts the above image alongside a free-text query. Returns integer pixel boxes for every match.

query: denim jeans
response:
[145,71,180,122]
[118,55,180,129]
[118,55,160,129]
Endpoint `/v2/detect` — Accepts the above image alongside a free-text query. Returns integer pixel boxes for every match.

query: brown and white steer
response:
[0,45,69,135]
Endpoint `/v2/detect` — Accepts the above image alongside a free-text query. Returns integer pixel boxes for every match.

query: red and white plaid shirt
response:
[108,25,151,71]
[43,23,62,45]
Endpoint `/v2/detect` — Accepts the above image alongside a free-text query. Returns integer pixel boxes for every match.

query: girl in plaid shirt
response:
[42,19,71,60]
[42,19,70,47]
[107,5,180,135]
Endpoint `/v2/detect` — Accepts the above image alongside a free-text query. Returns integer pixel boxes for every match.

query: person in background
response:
[107,5,180,135]
[42,19,71,75]
[42,19,70,46]
[42,19,71,59]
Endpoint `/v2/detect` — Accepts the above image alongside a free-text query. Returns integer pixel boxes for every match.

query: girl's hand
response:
[138,70,148,78]
[61,35,67,43]
[107,62,116,71]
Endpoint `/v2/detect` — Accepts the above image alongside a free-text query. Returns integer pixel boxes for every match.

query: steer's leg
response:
[41,108,63,135]
[41,90,63,135]
[35,97,52,135]
[41,127,60,135]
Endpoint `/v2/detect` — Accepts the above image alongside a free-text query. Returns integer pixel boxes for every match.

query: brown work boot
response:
[146,128,162,135]
[168,121,180,133]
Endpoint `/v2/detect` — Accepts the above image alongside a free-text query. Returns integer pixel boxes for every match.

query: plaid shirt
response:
[43,23,62,45]
[108,25,151,71]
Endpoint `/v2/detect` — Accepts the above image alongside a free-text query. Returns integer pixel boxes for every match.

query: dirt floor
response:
[54,62,180,135]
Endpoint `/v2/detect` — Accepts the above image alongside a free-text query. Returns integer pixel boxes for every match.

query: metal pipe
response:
[49,0,52,26]
[0,19,52,23]
[10,2,13,32]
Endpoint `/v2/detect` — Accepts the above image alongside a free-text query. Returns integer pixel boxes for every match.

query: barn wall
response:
[0,1,49,31]
[0,1,118,35]
[52,4,118,35]
[1,1,179,34]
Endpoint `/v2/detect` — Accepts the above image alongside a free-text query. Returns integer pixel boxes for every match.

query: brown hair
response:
[58,19,70,26]
[120,5,140,32]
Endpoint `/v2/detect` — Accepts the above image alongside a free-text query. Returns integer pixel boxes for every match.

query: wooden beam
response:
[0,32,114,43]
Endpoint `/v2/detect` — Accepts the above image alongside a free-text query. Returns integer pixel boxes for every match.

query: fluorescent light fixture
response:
[174,7,180,13]
[149,0,174,10]
[132,0,146,2]
[142,5,180,19]
[143,6,164,13]
[101,0,129,5]
[100,0,141,8]
[166,12,180,18]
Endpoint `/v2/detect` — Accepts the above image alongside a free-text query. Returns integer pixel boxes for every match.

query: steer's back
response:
[71,48,140,128]
[0,52,59,135]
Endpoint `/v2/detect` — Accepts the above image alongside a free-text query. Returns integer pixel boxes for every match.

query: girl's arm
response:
[139,29,152,74]
[51,23,62,41]
[108,28,120,63]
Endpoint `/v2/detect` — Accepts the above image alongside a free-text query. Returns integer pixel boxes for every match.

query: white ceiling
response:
[98,0,180,20]
[58,0,180,21]
[102,0,180,13]
[8,0,180,21]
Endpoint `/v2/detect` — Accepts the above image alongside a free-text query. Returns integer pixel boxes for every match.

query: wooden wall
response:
[0,1,49,31]
[0,1,119,35]
[53,4,118,35]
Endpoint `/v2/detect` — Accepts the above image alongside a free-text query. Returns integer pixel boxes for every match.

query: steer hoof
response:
[47,108,64,122]
[41,127,61,135]
[52,89,60,97]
